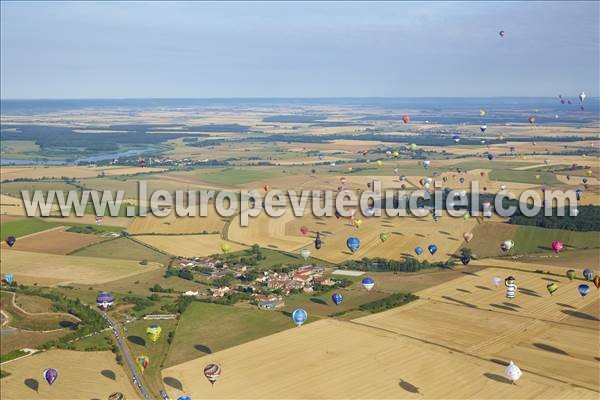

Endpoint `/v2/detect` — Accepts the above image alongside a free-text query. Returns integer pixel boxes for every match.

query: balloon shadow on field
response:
[398,379,420,393]
[533,343,569,356]
[490,304,518,312]
[310,298,327,305]
[475,285,492,291]
[541,277,561,283]
[489,358,509,366]
[163,377,183,391]
[415,233,426,237]
[101,369,116,380]
[461,271,478,276]
[502,302,521,308]
[400,253,414,258]
[561,310,599,321]
[24,378,39,392]
[127,335,146,346]
[483,373,513,385]
[267,245,279,249]
[194,344,212,354]
[556,302,575,309]
[441,296,477,308]
[281,311,292,317]
[456,288,471,294]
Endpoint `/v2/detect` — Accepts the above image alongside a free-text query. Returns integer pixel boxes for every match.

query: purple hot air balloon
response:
[43,368,59,386]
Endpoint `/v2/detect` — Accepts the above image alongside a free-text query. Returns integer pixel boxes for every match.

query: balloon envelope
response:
[566,269,576,280]
[546,283,558,296]
[292,309,308,326]
[331,293,343,305]
[551,241,563,253]
[415,246,424,255]
[204,363,221,385]
[578,284,590,297]
[362,277,375,291]
[43,368,59,386]
[427,244,437,255]
[300,249,311,260]
[583,269,594,281]
[300,226,309,235]
[5,236,16,247]
[346,237,360,253]
[146,324,162,342]
[504,361,522,382]
[136,356,149,373]
[221,243,231,254]
[492,276,502,288]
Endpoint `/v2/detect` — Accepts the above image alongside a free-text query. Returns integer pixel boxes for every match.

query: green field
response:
[70,332,113,351]
[123,319,179,397]
[0,349,27,363]
[282,287,389,318]
[0,292,79,331]
[0,140,42,159]
[512,225,599,254]
[195,168,284,185]
[0,217,63,239]
[1,181,80,197]
[489,169,560,185]
[164,301,291,367]
[71,237,171,265]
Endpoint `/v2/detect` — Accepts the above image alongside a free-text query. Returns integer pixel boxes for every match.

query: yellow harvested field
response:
[0,194,59,216]
[0,165,166,181]
[1,349,140,400]
[42,214,132,228]
[1,226,107,255]
[128,212,228,234]
[0,250,160,286]
[134,234,247,257]
[163,266,599,399]
[229,203,478,263]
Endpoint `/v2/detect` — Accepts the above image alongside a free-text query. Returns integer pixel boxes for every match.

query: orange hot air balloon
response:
[593,276,600,289]
[300,226,309,235]
[528,116,536,124]
[263,184,269,192]
[402,115,410,124]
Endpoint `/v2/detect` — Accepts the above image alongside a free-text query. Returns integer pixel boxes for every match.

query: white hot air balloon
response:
[492,276,502,288]
[300,248,311,260]
[504,361,522,383]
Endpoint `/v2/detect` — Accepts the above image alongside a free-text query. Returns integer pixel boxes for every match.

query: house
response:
[255,294,280,303]
[313,276,334,286]
[182,290,199,297]
[292,273,312,285]
[286,280,304,290]
[258,299,285,310]
[210,286,230,297]
[267,279,290,290]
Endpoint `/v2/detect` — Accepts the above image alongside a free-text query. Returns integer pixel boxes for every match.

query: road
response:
[101,312,153,399]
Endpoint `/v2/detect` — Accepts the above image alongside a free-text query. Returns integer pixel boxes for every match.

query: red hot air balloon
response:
[263,184,270,192]
[528,116,536,124]
[300,226,309,235]
[204,363,221,385]
[402,115,410,124]
[551,240,563,254]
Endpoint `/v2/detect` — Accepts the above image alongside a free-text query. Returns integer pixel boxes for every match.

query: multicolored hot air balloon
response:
[221,243,231,254]
[566,269,576,280]
[43,368,58,386]
[204,363,221,385]
[415,246,424,256]
[346,237,360,253]
[505,276,517,299]
[504,361,522,383]
[460,255,471,265]
[108,392,125,400]
[136,356,149,373]
[362,277,375,291]
[5,236,16,247]
[96,291,114,311]
[578,284,590,298]
[551,240,563,254]
[500,240,514,252]
[583,269,594,281]
[402,115,410,124]
[146,324,162,343]
[499,30,505,37]
[546,283,558,296]
[3,272,14,285]
[428,244,437,255]
[292,309,308,326]
[314,233,322,250]
[331,293,343,305]
[300,248,311,260]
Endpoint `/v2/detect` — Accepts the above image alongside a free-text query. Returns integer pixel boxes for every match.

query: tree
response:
[460,248,473,258]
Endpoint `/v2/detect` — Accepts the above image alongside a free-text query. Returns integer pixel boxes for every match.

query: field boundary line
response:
[1,290,81,322]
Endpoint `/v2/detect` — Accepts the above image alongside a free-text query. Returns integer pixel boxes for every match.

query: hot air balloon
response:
[423,160,431,169]
[575,189,583,200]
[204,363,221,385]
[346,237,360,253]
[577,284,589,298]
[3,272,14,285]
[463,232,473,242]
[566,269,576,280]
[546,283,558,296]
[314,233,322,250]
[459,177,465,184]
[331,293,343,305]
[452,135,461,143]
[362,277,375,291]
[415,246,424,256]
[300,226,309,235]
[505,276,517,299]
[593,276,600,289]
[292,309,308,326]
[340,177,347,185]
[402,115,410,124]
[5,236,16,247]
[579,91,586,110]
[43,368,59,386]
[393,151,399,157]
[480,109,486,117]
[376,160,383,167]
[146,324,162,343]
[353,219,362,228]
[551,241,563,254]
[221,243,231,254]
[500,240,514,252]
[379,232,390,243]
[504,361,522,383]
[409,143,417,151]
[96,291,114,311]
[487,153,494,161]
[108,392,125,400]
[136,356,149,373]
[460,255,471,265]
[300,248,311,260]
[528,116,536,124]
[586,169,592,177]
[263,184,270,192]
[95,216,103,224]
[177,397,191,400]
[492,276,502,288]
[499,30,505,37]
[428,244,438,255]
[583,269,594,281]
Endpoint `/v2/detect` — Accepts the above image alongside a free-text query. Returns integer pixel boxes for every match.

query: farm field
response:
[134,234,246,258]
[163,302,292,368]
[0,250,160,286]
[71,237,172,265]
[0,165,167,181]
[1,227,108,255]
[128,212,228,234]
[0,217,63,239]
[0,291,79,331]
[0,350,140,400]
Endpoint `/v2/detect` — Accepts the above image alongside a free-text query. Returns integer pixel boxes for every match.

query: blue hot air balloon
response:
[428,244,438,255]
[292,309,308,326]
[177,397,192,400]
[415,246,424,256]
[362,277,375,291]
[583,269,594,281]
[459,177,465,184]
[96,291,114,311]
[43,368,59,386]
[331,293,343,305]
[575,189,583,200]
[487,153,494,161]
[346,237,360,253]
[578,284,590,298]
[3,272,14,285]
[444,187,452,195]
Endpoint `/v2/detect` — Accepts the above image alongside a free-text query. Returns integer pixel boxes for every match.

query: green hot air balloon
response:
[546,282,558,296]
[566,269,576,280]
[379,232,390,243]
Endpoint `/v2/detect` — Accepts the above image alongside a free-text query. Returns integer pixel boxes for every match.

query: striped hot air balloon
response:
[96,291,114,311]
[204,363,221,385]
[43,368,59,386]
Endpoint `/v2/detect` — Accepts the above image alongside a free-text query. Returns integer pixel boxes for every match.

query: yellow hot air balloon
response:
[409,143,417,151]
[221,243,231,254]
[479,109,486,117]
[376,160,383,167]
[393,151,399,157]
[535,174,541,180]
[354,219,363,228]
[136,355,149,374]
[498,134,505,140]
[146,324,162,343]
[347,166,353,172]
[586,169,592,177]
[463,213,470,221]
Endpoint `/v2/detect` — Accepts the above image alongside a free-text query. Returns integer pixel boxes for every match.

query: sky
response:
[1,1,598,99]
